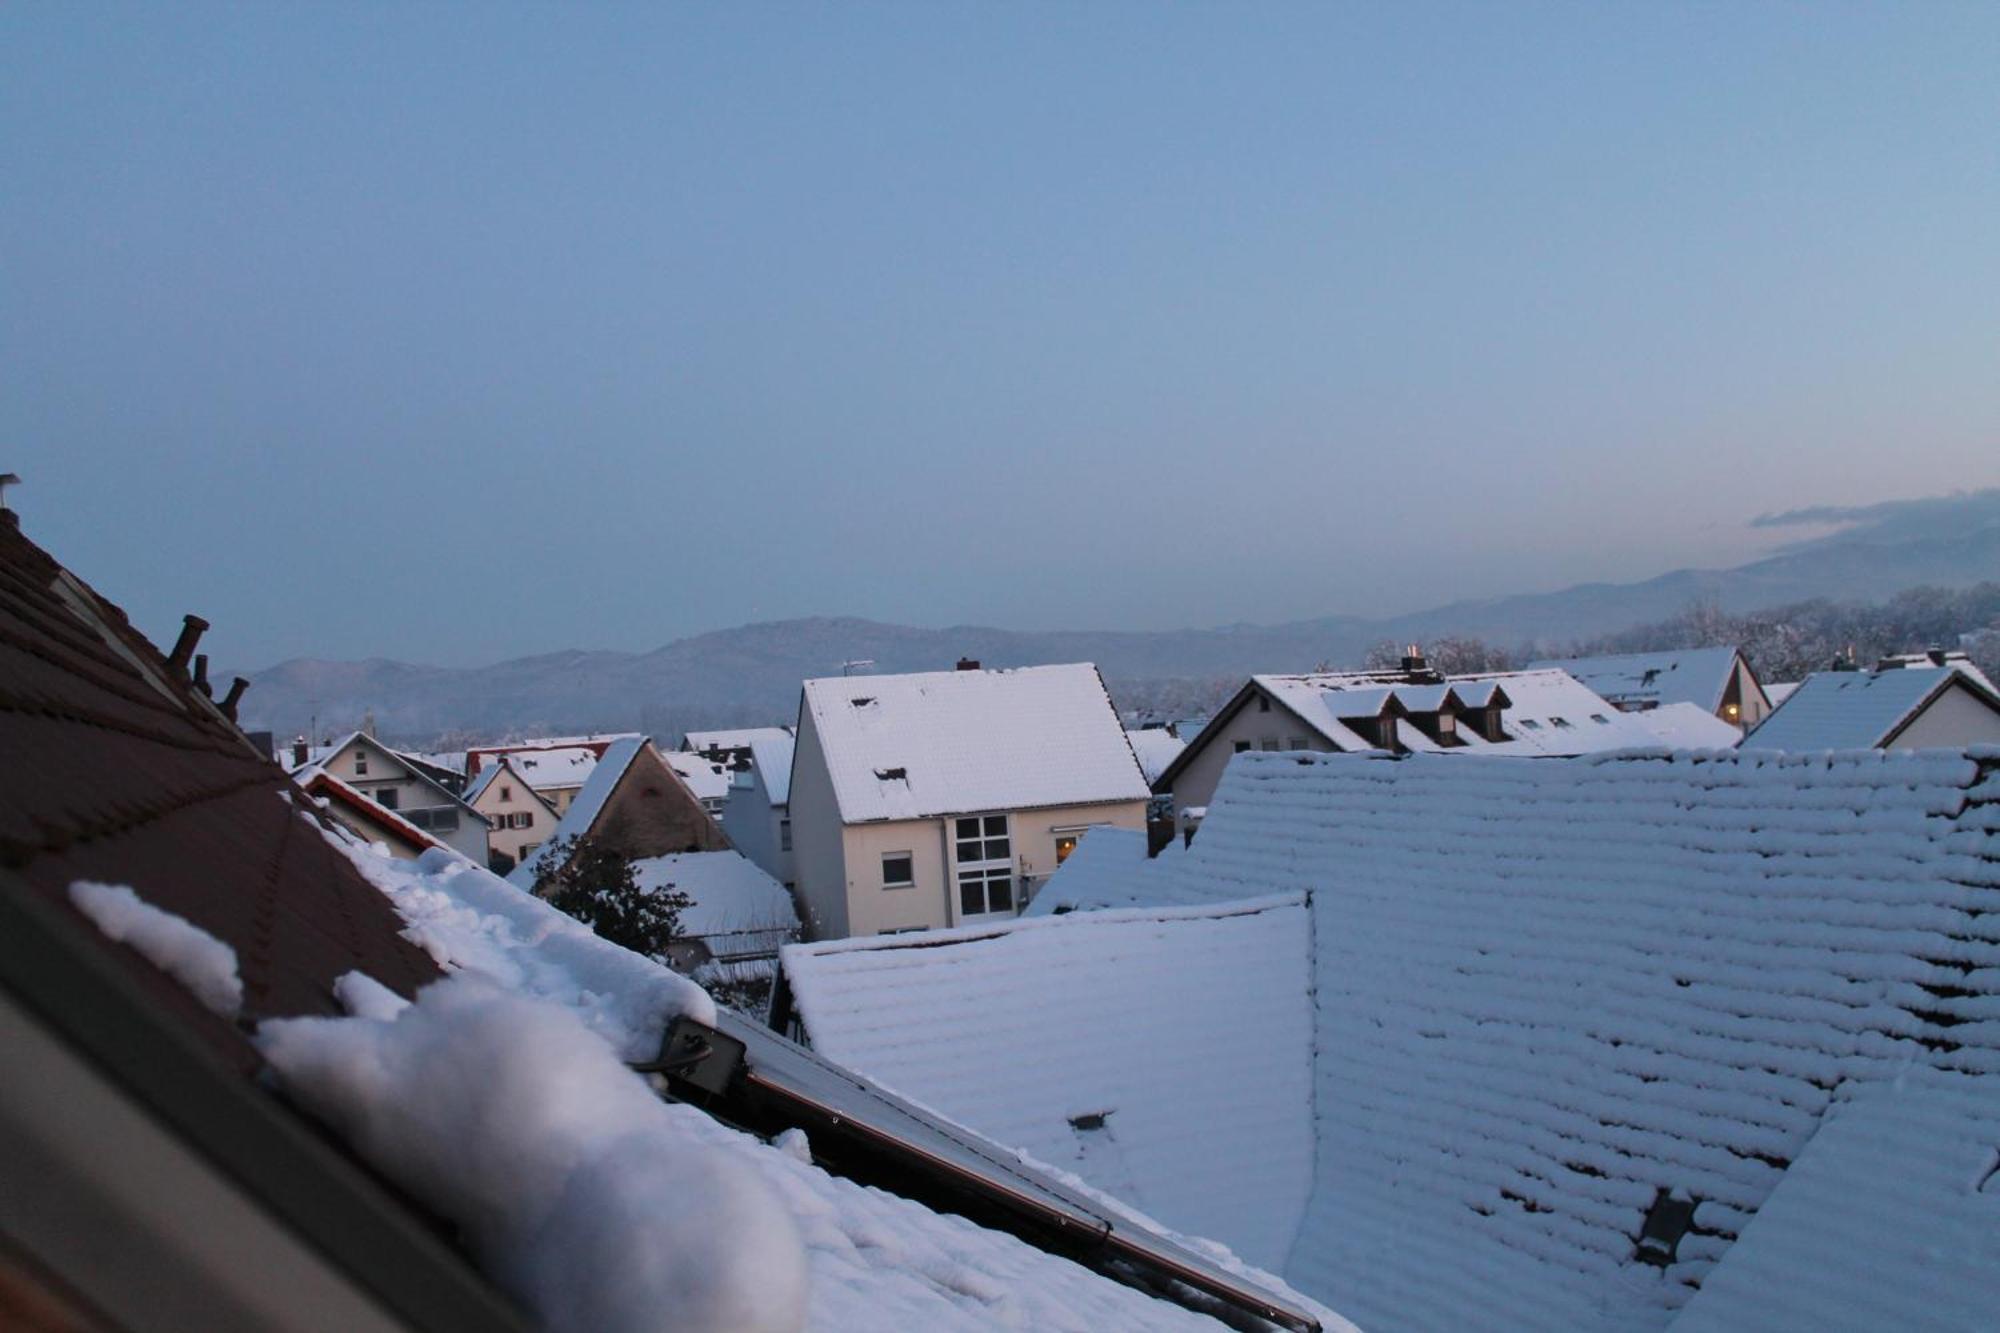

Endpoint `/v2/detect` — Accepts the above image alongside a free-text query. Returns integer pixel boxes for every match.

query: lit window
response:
[882,853,914,889]
[1054,834,1079,864]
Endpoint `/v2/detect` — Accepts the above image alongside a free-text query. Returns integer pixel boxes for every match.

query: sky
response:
[5,4,1998,670]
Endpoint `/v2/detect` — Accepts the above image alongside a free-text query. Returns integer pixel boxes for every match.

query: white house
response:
[1745,662,2000,751]
[787,662,1152,939]
[292,731,488,861]
[462,754,563,871]
[1527,645,1773,727]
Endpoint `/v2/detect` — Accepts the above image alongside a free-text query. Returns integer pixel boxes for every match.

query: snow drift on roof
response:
[1124,728,1187,784]
[499,745,601,791]
[780,894,1315,1270]
[667,749,733,803]
[801,664,1149,824]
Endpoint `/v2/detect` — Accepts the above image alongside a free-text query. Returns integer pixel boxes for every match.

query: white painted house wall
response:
[1887,682,2000,749]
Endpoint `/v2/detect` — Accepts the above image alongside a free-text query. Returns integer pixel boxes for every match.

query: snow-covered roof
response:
[1762,681,1798,706]
[686,726,798,806]
[1249,668,1663,758]
[1669,1068,2000,1333]
[1526,646,1747,713]
[778,894,1316,1270]
[682,727,783,753]
[1021,825,1200,917]
[1124,727,1187,784]
[633,851,799,949]
[1055,747,2000,1330]
[1745,665,2000,751]
[1874,649,1997,692]
[508,736,648,887]
[666,749,733,803]
[800,663,1150,824]
[1622,700,1744,749]
[746,728,796,806]
[495,744,600,791]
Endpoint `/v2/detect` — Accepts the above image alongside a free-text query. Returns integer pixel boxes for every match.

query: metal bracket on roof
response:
[632,1014,746,1098]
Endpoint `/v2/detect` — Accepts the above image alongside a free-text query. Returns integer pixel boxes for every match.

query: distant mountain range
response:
[238,489,2000,744]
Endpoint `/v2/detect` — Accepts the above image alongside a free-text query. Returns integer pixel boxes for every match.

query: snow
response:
[667,749,734,804]
[745,729,798,806]
[1745,665,1990,750]
[801,663,1149,824]
[778,894,1316,1270]
[1038,747,2000,1330]
[1527,647,1746,713]
[1253,668,1666,757]
[1624,701,1745,748]
[259,975,811,1333]
[508,736,649,890]
[68,879,244,1018]
[303,827,1333,1332]
[1123,727,1186,784]
[1670,1068,2000,1332]
[1021,825,1203,916]
[493,745,601,792]
[337,841,715,1056]
[633,851,799,955]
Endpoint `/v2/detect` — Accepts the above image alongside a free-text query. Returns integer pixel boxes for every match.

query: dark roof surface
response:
[0,514,440,1065]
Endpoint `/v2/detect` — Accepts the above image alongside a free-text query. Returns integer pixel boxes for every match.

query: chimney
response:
[192,653,211,697]
[292,736,309,766]
[167,614,209,676]
[956,657,981,671]
[1399,644,1429,677]
[1927,647,1948,667]
[220,677,249,722]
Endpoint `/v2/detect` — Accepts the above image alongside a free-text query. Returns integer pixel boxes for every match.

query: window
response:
[1257,696,1271,712]
[1550,716,1573,730]
[1259,738,1280,751]
[954,815,1010,864]
[1589,713,1610,724]
[882,853,914,889]
[1233,740,1252,754]
[1288,735,1312,750]
[955,815,1014,917]
[353,751,369,776]
[511,811,533,829]
[1054,834,1080,864]
[404,806,459,833]
[1520,719,1542,730]
[1435,712,1456,735]
[780,817,792,852]
[375,787,398,810]
[500,785,512,802]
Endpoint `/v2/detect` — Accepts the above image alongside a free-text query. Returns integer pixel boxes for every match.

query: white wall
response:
[787,705,852,940]
[721,767,793,888]
[322,737,487,861]
[1170,689,1333,818]
[1888,683,2000,749]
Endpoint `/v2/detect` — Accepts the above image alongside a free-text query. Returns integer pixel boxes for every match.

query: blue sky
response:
[5,4,1997,668]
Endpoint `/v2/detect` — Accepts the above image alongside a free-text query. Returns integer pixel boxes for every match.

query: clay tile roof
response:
[0,515,440,1067]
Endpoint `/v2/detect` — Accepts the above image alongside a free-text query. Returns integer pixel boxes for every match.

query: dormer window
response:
[1435,711,1456,735]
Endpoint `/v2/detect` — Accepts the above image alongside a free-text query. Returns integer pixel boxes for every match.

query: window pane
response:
[956,817,981,840]
[985,837,1010,860]
[989,877,1013,912]
[883,854,913,886]
[960,881,982,915]
[984,815,1007,836]
[956,840,980,863]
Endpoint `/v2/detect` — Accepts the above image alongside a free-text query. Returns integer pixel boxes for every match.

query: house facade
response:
[1746,661,2000,751]
[713,727,798,889]
[507,737,730,890]
[462,754,563,872]
[788,663,1151,939]
[297,731,489,861]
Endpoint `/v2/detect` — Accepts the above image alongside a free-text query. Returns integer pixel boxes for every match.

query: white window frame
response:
[953,814,1015,918]
[881,851,915,890]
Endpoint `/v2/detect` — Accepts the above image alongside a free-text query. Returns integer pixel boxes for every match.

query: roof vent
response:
[850,696,876,708]
[957,657,981,671]
[1068,1109,1113,1132]
[167,613,209,675]
[874,766,906,781]
[1634,1188,1698,1268]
